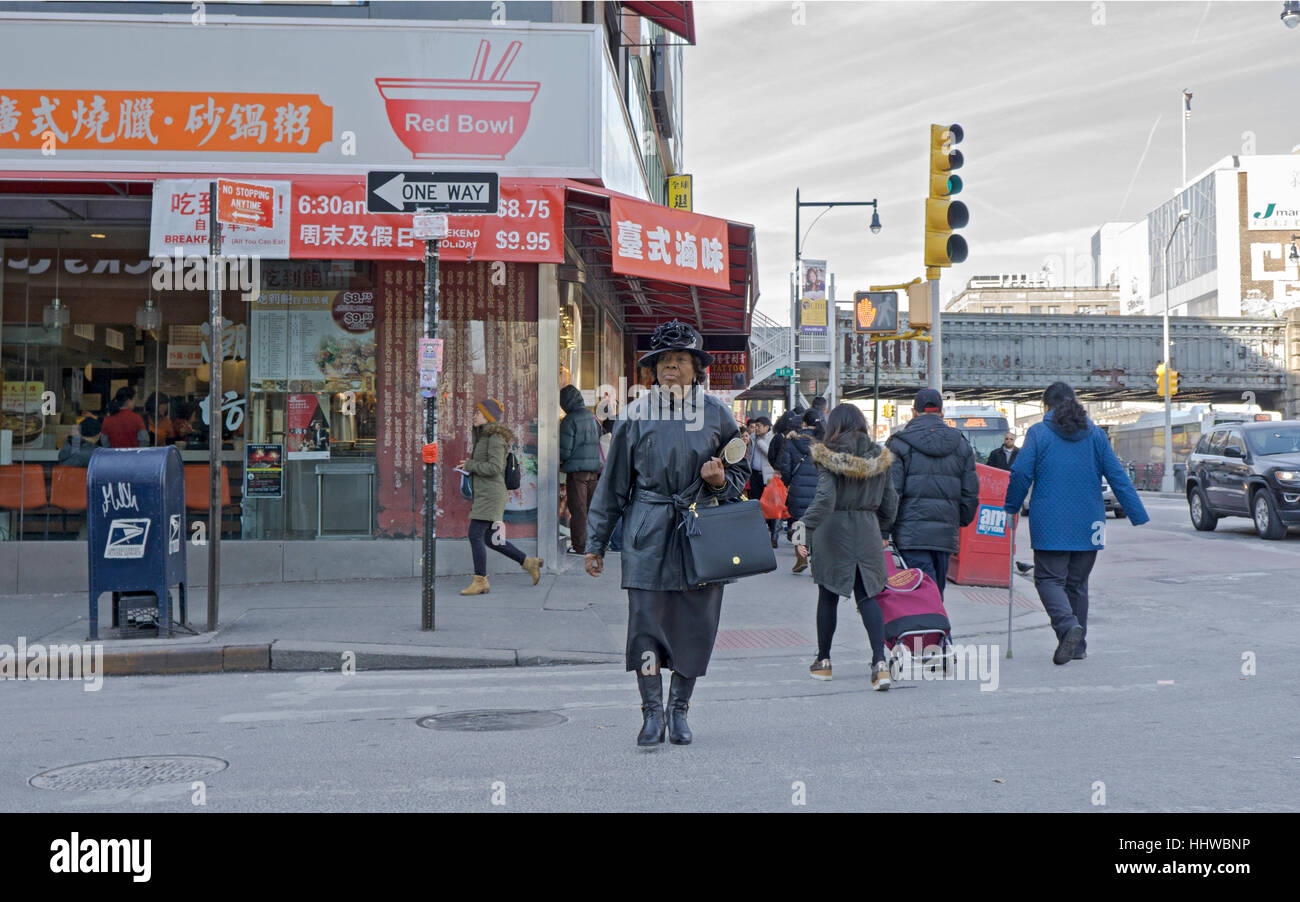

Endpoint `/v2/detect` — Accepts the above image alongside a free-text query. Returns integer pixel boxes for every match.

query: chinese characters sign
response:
[0,90,330,153]
[0,19,598,177]
[609,196,729,291]
[706,350,748,389]
[291,178,563,262]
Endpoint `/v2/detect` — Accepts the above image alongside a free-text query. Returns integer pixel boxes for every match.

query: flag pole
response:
[1181,90,1191,188]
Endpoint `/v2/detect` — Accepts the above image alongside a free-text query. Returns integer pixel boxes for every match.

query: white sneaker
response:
[871,662,892,691]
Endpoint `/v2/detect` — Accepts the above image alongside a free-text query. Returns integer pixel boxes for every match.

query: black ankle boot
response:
[636,673,666,746]
[667,673,696,745]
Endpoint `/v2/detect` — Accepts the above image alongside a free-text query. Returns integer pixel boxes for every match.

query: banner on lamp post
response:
[800,259,828,334]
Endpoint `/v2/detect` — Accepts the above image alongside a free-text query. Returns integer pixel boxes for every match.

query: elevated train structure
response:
[835,311,1296,409]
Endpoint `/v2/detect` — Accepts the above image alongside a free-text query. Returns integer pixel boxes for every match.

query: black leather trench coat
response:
[585,385,750,590]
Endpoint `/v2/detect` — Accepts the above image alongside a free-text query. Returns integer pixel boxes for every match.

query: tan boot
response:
[793,549,808,573]
[520,557,543,586]
[460,575,490,596]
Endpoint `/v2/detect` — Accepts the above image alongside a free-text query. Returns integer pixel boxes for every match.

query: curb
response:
[96,641,622,676]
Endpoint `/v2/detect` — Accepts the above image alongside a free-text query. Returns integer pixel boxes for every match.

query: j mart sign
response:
[0,16,601,178]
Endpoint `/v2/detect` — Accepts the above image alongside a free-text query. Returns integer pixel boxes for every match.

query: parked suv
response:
[1185,421,1300,539]
[1102,479,1126,518]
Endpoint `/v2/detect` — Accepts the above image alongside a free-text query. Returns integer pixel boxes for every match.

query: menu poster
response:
[245,443,284,499]
[437,262,540,539]
[287,394,330,460]
[373,260,539,539]
[249,289,376,392]
[374,262,422,537]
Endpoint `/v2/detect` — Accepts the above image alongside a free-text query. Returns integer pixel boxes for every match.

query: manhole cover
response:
[30,756,228,791]
[417,710,567,732]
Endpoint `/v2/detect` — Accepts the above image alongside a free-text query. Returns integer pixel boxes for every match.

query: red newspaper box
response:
[949,463,1012,588]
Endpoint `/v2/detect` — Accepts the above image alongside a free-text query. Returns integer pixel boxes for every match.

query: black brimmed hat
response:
[637,319,713,370]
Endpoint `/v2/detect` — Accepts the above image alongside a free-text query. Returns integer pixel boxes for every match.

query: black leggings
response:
[467,518,526,575]
[816,570,886,665]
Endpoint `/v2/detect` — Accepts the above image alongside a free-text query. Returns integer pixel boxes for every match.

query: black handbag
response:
[680,494,778,586]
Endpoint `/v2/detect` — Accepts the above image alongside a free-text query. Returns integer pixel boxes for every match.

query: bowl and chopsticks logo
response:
[375,39,538,160]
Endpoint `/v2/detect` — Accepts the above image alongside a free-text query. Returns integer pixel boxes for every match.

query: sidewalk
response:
[0,542,1053,676]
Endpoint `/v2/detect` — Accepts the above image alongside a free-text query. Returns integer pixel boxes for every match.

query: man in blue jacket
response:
[1003,382,1149,664]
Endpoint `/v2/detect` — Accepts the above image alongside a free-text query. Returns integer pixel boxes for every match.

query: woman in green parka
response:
[795,403,898,689]
[458,397,543,595]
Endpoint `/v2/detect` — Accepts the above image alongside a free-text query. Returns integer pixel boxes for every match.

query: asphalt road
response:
[2,495,1296,813]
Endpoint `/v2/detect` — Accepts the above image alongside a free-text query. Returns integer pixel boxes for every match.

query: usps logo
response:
[104,518,151,559]
[169,514,182,554]
[975,504,1008,537]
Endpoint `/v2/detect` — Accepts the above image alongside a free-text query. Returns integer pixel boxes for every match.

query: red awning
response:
[623,1,696,44]
[562,180,757,336]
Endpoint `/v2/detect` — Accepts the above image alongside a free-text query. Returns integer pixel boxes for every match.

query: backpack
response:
[504,446,522,491]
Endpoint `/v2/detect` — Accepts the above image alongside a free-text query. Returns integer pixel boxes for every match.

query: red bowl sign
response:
[375,78,540,160]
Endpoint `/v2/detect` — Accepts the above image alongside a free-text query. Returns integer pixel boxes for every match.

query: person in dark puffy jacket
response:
[885,388,979,597]
[559,384,603,555]
[780,410,822,572]
[1003,382,1149,664]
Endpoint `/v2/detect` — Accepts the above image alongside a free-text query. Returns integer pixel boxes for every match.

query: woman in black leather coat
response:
[584,321,750,748]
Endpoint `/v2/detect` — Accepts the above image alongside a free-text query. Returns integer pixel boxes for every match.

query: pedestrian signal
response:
[854,290,899,333]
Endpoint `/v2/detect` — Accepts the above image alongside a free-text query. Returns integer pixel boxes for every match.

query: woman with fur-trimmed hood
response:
[458,397,543,596]
[795,403,899,688]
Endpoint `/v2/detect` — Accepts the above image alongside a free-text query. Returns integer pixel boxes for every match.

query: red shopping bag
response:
[760,475,790,520]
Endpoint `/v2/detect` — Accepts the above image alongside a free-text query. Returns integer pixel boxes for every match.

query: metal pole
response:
[206,181,221,632]
[1181,92,1187,190]
[421,236,440,630]
[788,270,797,411]
[1162,244,1174,493]
[793,189,802,411]
[927,275,942,391]
[1006,515,1015,659]
[828,272,837,407]
[872,338,880,432]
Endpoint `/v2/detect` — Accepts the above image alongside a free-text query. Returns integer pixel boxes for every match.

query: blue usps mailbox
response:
[86,446,188,639]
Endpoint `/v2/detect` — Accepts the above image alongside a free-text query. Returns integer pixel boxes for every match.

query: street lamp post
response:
[1162,209,1190,493]
[794,189,880,409]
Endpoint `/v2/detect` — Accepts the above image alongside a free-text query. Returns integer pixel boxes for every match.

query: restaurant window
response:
[1,225,249,541]
[240,260,379,540]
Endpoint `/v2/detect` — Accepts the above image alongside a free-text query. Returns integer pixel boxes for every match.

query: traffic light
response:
[924,123,969,270]
[1169,369,1180,397]
[1156,363,1168,397]
[882,402,895,418]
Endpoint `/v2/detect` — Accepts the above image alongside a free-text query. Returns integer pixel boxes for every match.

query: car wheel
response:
[1189,488,1218,531]
[1253,490,1288,540]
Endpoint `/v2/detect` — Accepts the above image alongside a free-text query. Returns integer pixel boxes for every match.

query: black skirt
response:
[625,585,724,678]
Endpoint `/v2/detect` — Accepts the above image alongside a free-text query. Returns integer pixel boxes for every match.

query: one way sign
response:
[366,171,499,215]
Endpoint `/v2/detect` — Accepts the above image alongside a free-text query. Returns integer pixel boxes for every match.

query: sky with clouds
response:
[681,0,1300,323]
